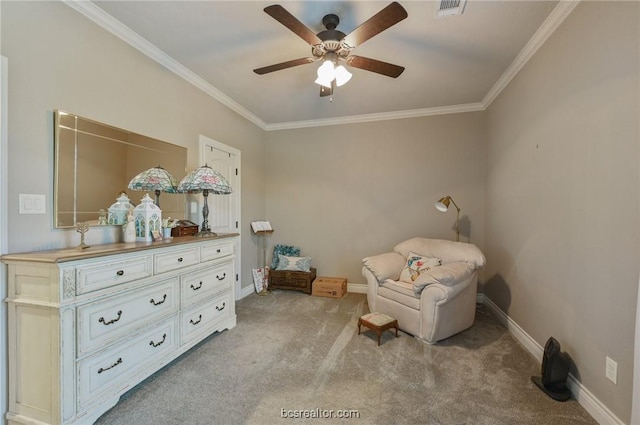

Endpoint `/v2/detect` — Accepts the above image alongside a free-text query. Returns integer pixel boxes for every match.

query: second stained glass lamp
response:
[177,164,232,237]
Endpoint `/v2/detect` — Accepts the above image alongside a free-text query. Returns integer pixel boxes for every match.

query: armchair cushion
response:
[362,252,405,284]
[412,262,476,296]
[398,252,442,283]
[394,238,486,268]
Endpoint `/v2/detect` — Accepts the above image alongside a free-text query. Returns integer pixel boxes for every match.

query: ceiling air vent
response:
[437,0,467,18]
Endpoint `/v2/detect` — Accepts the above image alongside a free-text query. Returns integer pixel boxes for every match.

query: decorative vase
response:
[123,212,136,243]
[163,227,172,239]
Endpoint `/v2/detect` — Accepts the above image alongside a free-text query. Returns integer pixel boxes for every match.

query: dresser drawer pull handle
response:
[216,249,221,253]
[98,358,122,374]
[98,310,122,325]
[116,270,124,276]
[216,273,226,281]
[190,314,202,325]
[191,281,203,291]
[150,294,167,306]
[149,333,167,348]
[215,302,226,311]
[177,257,184,263]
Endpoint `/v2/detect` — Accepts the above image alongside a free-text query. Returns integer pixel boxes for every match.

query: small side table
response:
[358,312,399,346]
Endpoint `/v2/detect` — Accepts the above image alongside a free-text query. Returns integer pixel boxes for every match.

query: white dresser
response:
[2,234,238,425]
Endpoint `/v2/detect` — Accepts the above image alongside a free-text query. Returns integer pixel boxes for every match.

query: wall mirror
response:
[54,110,187,228]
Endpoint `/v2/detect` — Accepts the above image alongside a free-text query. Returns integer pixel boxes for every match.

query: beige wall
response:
[1,1,266,291]
[485,2,639,422]
[265,112,486,283]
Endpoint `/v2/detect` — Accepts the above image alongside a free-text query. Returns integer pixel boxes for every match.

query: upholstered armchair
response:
[362,237,486,344]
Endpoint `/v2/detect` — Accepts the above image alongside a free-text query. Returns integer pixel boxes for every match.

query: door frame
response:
[199,135,242,299]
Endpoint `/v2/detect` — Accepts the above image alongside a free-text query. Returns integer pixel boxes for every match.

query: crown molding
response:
[62,0,268,130]
[482,0,581,108]
[264,102,485,131]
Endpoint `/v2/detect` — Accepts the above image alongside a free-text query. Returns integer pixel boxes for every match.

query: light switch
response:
[190,201,198,214]
[19,194,46,215]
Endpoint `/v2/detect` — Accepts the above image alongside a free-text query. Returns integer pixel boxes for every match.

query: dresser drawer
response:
[76,255,153,295]
[200,240,234,262]
[154,247,199,274]
[77,278,179,356]
[181,292,231,344]
[77,316,178,409]
[181,262,232,307]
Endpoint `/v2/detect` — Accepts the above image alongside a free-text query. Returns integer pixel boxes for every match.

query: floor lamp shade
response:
[434,195,461,242]
[177,164,232,237]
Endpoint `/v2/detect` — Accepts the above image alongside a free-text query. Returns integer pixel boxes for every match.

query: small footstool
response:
[358,312,399,346]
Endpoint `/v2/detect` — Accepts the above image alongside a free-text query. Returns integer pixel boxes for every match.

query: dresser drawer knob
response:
[216,273,226,281]
[215,302,226,312]
[98,357,122,374]
[98,310,122,326]
[216,249,221,253]
[190,281,203,291]
[190,314,202,325]
[149,333,167,348]
[177,257,184,263]
[116,270,124,276]
[149,294,167,306]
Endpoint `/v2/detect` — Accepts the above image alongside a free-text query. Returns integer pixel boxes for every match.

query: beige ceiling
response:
[84,1,566,129]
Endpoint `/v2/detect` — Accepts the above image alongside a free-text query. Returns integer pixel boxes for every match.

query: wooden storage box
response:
[171,220,199,237]
[269,267,317,294]
[312,276,347,299]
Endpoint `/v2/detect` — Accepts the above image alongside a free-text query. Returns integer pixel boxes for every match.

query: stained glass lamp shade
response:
[177,164,232,237]
[128,166,178,207]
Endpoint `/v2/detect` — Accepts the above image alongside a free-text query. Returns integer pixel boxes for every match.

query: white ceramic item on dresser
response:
[2,234,238,425]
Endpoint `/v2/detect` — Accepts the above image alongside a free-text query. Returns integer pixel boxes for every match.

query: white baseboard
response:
[348,282,367,294]
[238,283,255,300]
[480,294,625,425]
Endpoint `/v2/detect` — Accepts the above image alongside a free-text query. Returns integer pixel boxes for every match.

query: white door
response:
[200,136,241,297]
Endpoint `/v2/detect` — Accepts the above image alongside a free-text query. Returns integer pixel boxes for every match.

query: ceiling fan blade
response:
[264,5,323,46]
[253,57,316,75]
[346,55,405,78]
[319,81,334,97]
[341,2,407,49]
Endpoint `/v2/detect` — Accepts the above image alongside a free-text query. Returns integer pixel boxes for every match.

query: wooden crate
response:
[269,268,317,294]
[312,276,347,299]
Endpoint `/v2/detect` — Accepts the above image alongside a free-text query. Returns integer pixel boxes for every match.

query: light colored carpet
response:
[95,291,597,425]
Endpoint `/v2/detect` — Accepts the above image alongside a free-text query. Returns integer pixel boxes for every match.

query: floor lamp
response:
[435,195,461,242]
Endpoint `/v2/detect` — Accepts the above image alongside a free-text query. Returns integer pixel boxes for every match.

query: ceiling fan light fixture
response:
[314,75,333,89]
[334,65,352,87]
[316,60,335,79]
[315,60,337,88]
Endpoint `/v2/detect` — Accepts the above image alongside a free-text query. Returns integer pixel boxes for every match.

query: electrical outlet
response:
[605,356,617,384]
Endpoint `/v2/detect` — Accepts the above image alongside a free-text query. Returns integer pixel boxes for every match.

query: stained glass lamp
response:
[128,166,178,207]
[177,164,232,237]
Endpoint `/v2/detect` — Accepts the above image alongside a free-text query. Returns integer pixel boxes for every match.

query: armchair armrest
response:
[412,262,475,296]
[362,252,405,284]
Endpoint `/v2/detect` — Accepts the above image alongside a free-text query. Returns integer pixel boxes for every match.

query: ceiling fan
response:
[253,2,408,97]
